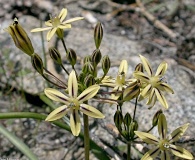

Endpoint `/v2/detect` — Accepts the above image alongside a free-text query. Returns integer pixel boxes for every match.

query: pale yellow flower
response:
[135,114,193,160]
[31,8,84,41]
[133,55,174,109]
[101,60,135,100]
[45,71,104,136]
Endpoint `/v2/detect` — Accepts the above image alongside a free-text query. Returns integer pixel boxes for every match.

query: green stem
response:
[40,20,46,68]
[0,113,109,159]
[132,97,138,121]
[83,114,90,160]
[61,38,68,53]
[127,142,131,160]
[60,64,69,75]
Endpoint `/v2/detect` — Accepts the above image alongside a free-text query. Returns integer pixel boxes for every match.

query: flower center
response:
[52,17,61,27]
[149,76,161,88]
[69,98,80,110]
[116,72,126,86]
[159,139,170,150]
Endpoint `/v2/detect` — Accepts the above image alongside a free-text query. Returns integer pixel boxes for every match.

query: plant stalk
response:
[83,114,90,160]
[127,142,131,160]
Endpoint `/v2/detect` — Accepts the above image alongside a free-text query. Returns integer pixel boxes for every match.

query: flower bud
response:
[31,53,43,75]
[5,18,34,56]
[152,109,163,126]
[49,47,62,65]
[135,63,143,72]
[91,49,102,67]
[84,74,95,87]
[114,110,123,131]
[130,121,138,138]
[82,62,94,74]
[67,48,77,66]
[123,80,140,101]
[94,22,103,49]
[79,72,85,83]
[102,55,110,75]
[83,55,91,64]
[124,113,132,127]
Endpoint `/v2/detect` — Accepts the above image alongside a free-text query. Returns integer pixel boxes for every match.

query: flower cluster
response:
[5,8,193,160]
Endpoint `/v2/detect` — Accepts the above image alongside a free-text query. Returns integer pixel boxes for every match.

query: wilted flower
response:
[101,60,135,100]
[45,71,104,136]
[133,55,174,109]
[135,114,193,160]
[31,8,84,41]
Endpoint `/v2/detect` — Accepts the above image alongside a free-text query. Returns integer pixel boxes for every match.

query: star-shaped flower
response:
[31,8,84,41]
[45,71,104,136]
[101,60,135,100]
[133,55,174,109]
[135,114,193,160]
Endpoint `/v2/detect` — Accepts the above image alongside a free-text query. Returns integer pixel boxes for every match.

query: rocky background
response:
[0,0,195,160]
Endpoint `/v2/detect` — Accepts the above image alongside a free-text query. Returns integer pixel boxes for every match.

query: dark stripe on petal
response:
[73,110,77,125]
[78,92,91,101]
[80,106,93,113]
[150,148,160,157]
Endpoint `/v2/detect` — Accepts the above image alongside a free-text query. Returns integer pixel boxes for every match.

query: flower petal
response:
[158,83,174,94]
[133,71,150,83]
[63,17,84,24]
[58,8,67,22]
[119,60,128,74]
[155,62,168,76]
[146,88,157,109]
[58,24,71,29]
[141,84,152,98]
[77,85,100,103]
[170,144,193,160]
[45,21,52,27]
[46,27,57,41]
[158,113,167,140]
[141,147,160,160]
[70,109,81,136]
[68,71,78,98]
[80,104,105,118]
[168,123,189,143]
[134,131,159,144]
[161,151,170,160]
[31,27,51,32]
[44,88,70,105]
[139,55,153,76]
[45,105,69,121]
[154,88,168,109]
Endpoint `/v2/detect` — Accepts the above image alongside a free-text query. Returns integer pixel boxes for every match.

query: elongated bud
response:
[56,28,64,39]
[135,63,143,72]
[102,55,110,74]
[114,110,123,131]
[124,113,132,127]
[84,74,95,87]
[79,72,85,83]
[5,18,34,56]
[152,110,163,126]
[94,22,103,49]
[83,55,91,63]
[31,53,43,75]
[123,80,140,101]
[49,47,62,65]
[91,49,102,67]
[82,62,94,74]
[67,48,77,66]
[130,121,138,138]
